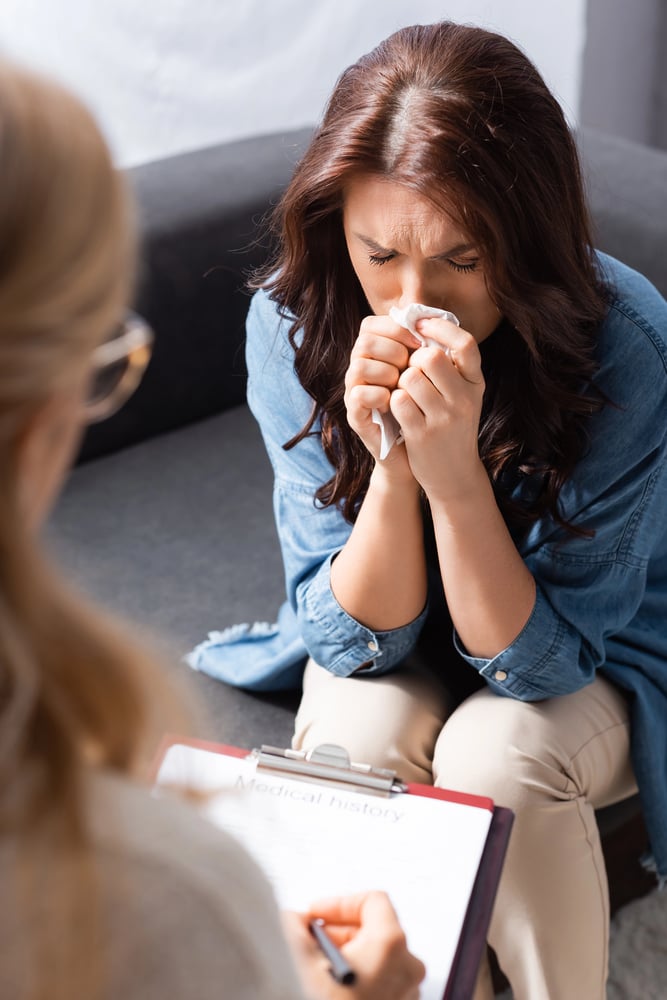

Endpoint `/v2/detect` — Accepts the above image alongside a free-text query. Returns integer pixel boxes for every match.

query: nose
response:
[397,264,435,309]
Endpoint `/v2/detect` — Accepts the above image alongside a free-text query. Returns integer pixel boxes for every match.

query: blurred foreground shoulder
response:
[1,769,304,1000]
[87,770,305,1000]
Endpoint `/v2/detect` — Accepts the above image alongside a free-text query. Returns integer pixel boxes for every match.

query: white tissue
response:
[371,303,460,459]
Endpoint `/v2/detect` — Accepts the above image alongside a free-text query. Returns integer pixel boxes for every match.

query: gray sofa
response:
[48,124,667,913]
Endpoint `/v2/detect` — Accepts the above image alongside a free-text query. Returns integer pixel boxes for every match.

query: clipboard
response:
[155,737,513,1000]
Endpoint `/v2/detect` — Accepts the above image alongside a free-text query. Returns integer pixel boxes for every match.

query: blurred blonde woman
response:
[0,62,425,1000]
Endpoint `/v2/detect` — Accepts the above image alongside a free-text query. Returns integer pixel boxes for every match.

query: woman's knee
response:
[293,658,450,784]
[432,688,575,806]
[433,678,634,810]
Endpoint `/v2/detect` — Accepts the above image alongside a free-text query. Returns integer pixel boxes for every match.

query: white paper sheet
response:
[157,743,493,1000]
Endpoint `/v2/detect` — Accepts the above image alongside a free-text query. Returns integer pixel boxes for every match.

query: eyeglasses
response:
[85,312,154,423]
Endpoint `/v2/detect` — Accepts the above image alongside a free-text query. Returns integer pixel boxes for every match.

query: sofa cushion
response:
[49,403,298,746]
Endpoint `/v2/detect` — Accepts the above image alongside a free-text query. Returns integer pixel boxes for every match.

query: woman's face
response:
[342,174,500,343]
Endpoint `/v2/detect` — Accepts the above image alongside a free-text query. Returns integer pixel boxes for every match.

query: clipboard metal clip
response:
[250,743,407,798]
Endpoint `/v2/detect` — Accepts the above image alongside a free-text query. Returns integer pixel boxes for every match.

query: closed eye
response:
[447,258,479,273]
[368,253,395,267]
[365,247,480,271]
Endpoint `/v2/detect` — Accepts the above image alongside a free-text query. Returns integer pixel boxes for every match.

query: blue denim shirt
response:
[246,252,667,878]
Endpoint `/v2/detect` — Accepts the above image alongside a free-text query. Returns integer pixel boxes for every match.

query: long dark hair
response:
[255,21,609,533]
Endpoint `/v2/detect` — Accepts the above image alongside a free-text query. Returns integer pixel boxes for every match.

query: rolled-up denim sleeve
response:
[246,289,425,676]
[454,557,651,700]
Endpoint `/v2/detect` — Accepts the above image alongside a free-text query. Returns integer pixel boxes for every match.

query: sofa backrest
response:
[78,125,667,463]
[78,127,312,462]
[579,127,667,298]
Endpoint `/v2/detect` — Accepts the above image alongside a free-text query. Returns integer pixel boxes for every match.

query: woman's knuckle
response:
[348,358,367,382]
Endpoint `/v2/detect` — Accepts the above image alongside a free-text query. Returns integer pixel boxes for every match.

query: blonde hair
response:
[0,62,183,999]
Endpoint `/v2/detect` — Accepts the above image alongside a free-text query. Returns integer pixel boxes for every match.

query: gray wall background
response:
[580,0,667,149]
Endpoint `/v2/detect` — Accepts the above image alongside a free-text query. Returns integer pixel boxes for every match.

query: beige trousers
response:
[293,659,638,1000]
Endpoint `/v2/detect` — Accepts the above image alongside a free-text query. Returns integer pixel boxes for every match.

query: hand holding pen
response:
[283,890,425,1000]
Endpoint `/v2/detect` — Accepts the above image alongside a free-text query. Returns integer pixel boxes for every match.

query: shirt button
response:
[494,669,508,682]
[367,640,378,652]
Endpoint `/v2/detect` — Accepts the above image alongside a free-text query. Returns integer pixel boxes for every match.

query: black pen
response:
[308,918,357,986]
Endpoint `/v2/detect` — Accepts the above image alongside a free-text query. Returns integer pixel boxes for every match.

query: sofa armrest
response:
[78,127,313,462]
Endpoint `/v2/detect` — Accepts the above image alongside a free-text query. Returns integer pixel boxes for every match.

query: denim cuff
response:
[296,554,427,677]
[453,587,581,699]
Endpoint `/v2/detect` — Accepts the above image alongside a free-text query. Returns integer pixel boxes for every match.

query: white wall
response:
[2,0,587,167]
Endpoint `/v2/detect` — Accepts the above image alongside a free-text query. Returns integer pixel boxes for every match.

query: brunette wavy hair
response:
[256,21,609,533]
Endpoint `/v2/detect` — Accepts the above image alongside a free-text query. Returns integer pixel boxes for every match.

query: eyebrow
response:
[354,233,477,259]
